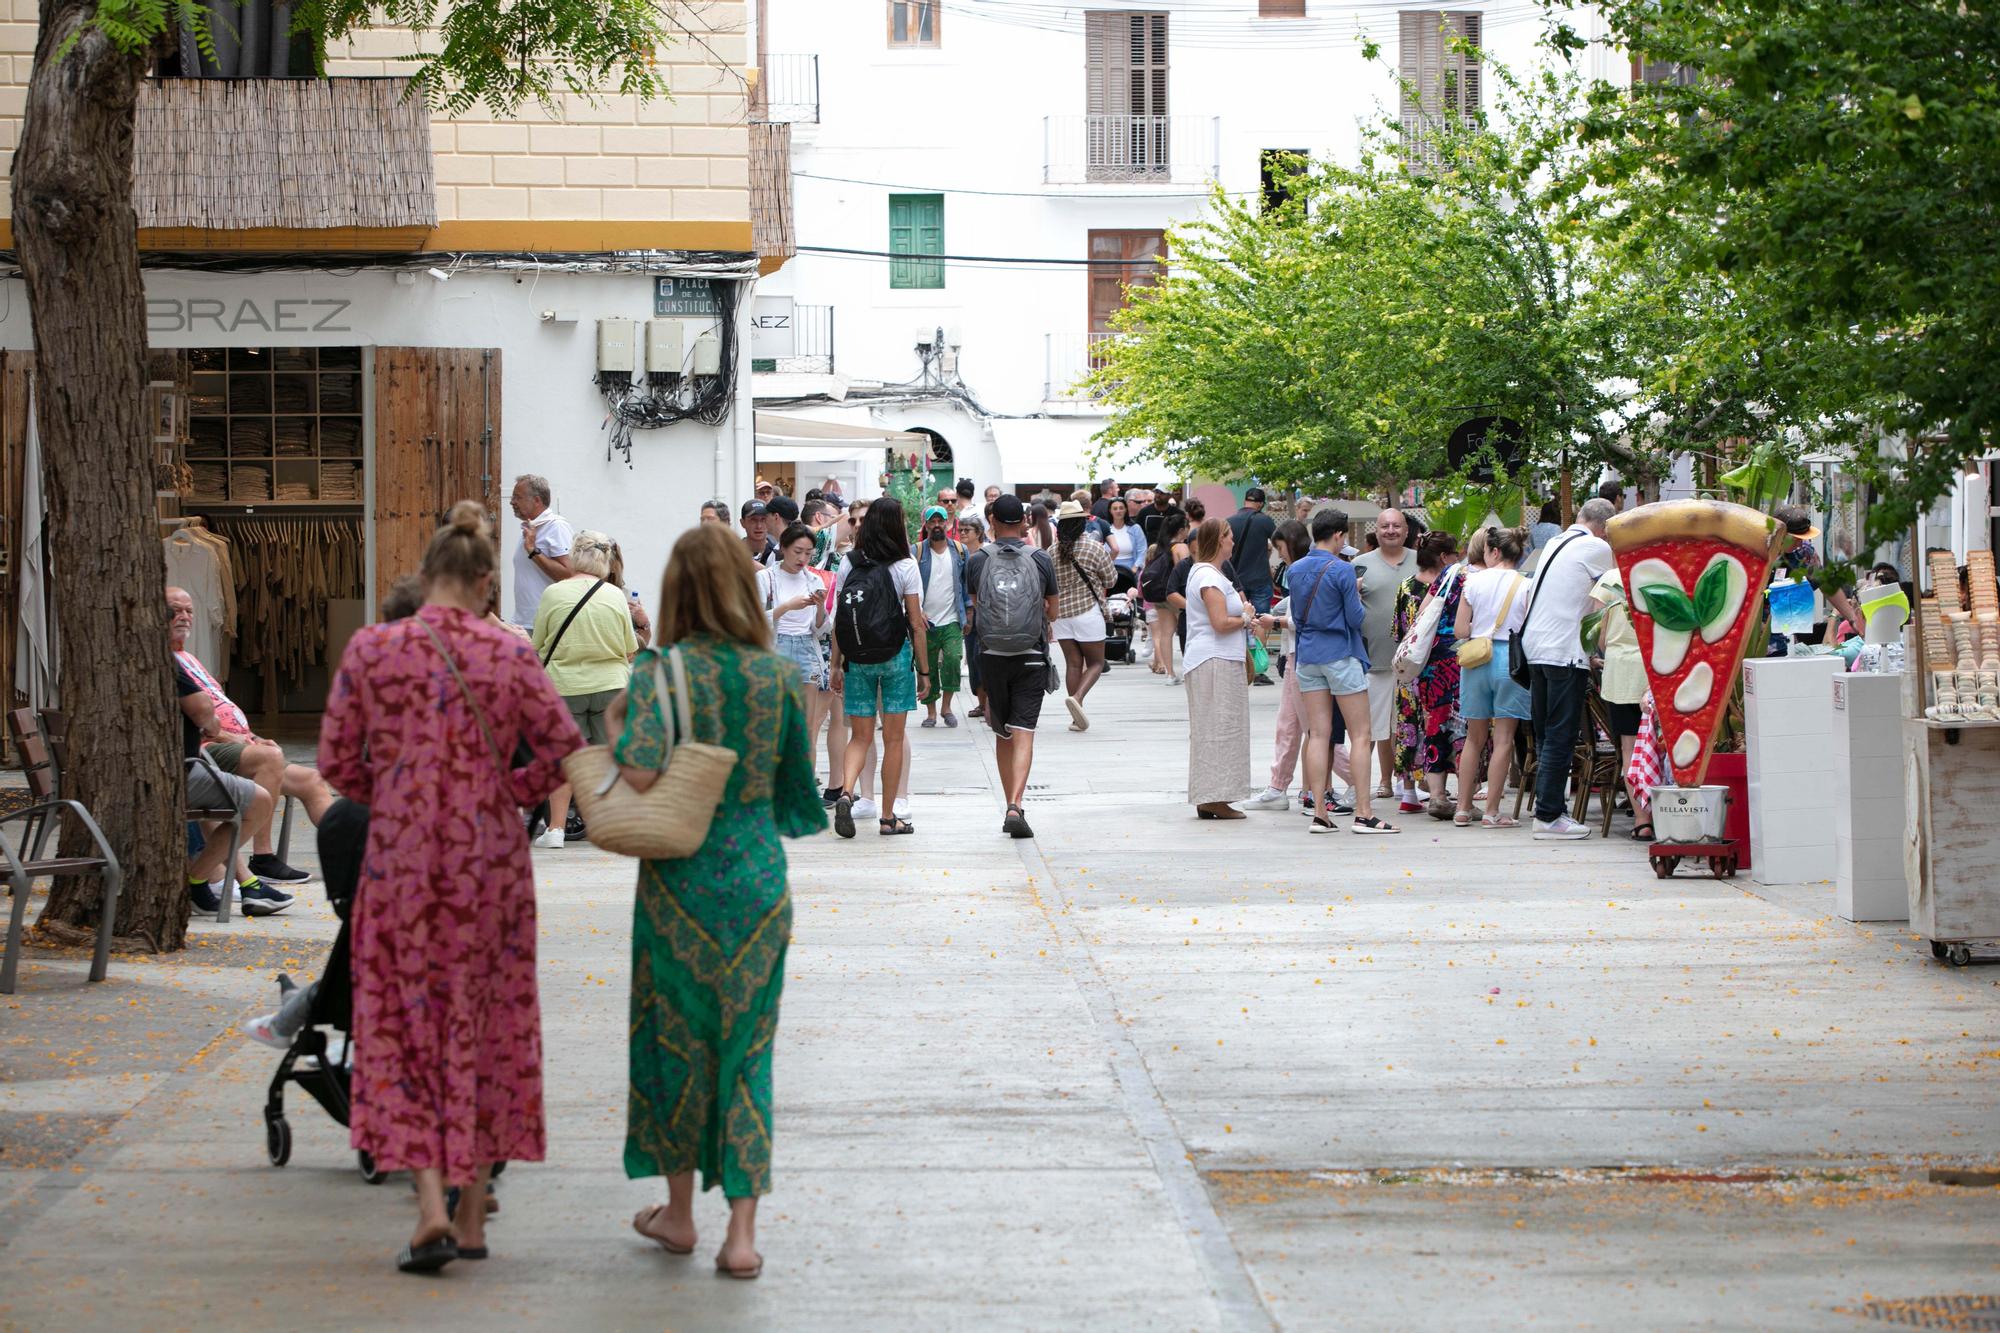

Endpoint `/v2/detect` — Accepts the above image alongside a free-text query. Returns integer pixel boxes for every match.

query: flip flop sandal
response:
[879,816,915,835]
[1630,824,1655,842]
[716,1252,764,1281]
[1351,816,1401,835]
[1482,815,1520,829]
[1452,810,1475,827]
[397,1235,459,1274]
[833,793,855,840]
[633,1204,694,1256]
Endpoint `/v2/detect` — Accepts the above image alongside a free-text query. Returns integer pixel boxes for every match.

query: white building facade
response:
[753,0,1625,498]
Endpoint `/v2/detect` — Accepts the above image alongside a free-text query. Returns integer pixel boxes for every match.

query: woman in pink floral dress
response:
[320,501,582,1273]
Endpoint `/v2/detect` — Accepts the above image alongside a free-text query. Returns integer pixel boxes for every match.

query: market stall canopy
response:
[755,413,930,448]
[988,419,1169,488]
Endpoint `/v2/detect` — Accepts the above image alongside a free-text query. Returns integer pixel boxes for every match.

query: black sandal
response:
[1631,823,1655,842]
[833,792,855,840]
[1350,815,1401,835]
[1002,805,1033,838]
[879,816,914,835]
[397,1234,460,1274]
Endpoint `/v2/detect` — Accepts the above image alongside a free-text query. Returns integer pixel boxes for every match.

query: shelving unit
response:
[186,346,364,506]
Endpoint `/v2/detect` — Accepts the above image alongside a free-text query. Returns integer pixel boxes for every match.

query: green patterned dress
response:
[613,635,827,1198]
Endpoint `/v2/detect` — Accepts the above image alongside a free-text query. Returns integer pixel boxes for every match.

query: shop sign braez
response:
[146,298,353,335]
[1606,500,1791,787]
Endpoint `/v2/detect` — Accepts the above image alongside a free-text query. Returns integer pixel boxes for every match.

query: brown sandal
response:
[633,1204,694,1256]
[716,1251,764,1280]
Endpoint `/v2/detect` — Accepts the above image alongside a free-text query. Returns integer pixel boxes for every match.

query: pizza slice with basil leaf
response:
[1605,500,1789,787]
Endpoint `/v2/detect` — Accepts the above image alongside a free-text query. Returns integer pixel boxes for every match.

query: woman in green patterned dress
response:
[612,523,827,1280]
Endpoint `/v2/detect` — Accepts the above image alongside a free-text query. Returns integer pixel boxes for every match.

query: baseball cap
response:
[992,494,1026,524]
[1245,486,1267,504]
[741,499,767,519]
[923,505,949,521]
[767,495,799,522]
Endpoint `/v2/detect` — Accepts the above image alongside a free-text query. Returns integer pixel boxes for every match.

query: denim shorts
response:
[1294,654,1367,696]
[843,640,917,718]
[1460,642,1531,720]
[777,632,829,691]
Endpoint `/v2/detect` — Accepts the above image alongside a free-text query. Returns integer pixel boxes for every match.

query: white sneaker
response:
[1532,816,1591,840]
[852,797,881,820]
[1167,673,1182,686]
[892,797,910,820]
[532,828,565,849]
[1243,786,1289,811]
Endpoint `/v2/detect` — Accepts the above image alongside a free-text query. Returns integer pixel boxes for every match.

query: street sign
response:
[654,276,723,317]
[750,296,797,359]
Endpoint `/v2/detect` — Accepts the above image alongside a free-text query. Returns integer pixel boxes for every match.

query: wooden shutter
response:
[889,194,943,289]
[1446,11,1481,118]
[371,347,501,612]
[1259,0,1306,15]
[1087,13,1168,178]
[1088,230,1166,338]
[1398,10,1427,124]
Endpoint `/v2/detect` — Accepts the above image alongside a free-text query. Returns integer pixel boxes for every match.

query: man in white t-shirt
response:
[1521,498,1616,839]
[914,506,968,728]
[1351,508,1417,798]
[509,474,574,626]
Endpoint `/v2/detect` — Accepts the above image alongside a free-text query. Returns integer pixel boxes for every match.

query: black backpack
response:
[1140,547,1175,604]
[834,558,909,665]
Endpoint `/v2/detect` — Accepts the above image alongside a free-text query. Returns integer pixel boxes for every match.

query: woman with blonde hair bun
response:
[320,500,582,1273]
[531,528,638,847]
[617,523,826,1280]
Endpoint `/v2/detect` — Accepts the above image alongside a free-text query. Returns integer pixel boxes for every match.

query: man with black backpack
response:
[829,497,929,838]
[966,495,1060,838]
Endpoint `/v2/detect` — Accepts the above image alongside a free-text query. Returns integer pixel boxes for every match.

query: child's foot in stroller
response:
[243,1013,288,1049]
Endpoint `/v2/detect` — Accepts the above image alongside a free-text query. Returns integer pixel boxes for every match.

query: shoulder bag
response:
[1392,564,1460,687]
[561,646,739,859]
[1456,573,1524,669]
[1509,530,1589,689]
[540,577,607,667]
[417,617,510,774]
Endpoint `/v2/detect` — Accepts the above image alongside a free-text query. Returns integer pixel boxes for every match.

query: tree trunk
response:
[13,2,190,952]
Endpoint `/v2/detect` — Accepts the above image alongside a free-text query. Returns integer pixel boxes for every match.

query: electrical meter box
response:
[691,332,722,376]
[644,319,684,374]
[596,318,636,374]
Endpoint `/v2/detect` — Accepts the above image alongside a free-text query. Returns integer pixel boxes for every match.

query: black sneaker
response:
[821,786,841,806]
[1329,795,1356,816]
[189,881,223,916]
[239,882,296,917]
[248,853,312,885]
[1252,674,1275,687]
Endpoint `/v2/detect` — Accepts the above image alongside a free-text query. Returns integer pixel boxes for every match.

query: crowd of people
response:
[173,467,1788,1282]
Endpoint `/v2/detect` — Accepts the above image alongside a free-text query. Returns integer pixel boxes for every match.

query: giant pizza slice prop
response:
[1606,500,1789,787]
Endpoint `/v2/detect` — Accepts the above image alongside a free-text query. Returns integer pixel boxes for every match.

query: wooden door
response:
[371,347,501,612]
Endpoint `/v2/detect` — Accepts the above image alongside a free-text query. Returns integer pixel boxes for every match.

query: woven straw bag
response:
[563,646,737,859]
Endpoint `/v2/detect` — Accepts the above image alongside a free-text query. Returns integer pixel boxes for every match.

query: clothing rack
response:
[203,513,363,698]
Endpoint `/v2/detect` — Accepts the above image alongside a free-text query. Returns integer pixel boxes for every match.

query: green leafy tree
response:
[1559,0,2000,548]
[15,0,689,952]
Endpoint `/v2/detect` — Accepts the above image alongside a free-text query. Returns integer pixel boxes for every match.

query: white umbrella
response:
[16,385,56,709]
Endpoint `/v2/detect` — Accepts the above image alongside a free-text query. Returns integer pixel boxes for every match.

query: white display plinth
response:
[1831,672,1909,922]
[1744,655,1844,884]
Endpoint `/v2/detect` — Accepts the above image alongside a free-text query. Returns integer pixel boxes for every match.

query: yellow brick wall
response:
[0,0,750,226]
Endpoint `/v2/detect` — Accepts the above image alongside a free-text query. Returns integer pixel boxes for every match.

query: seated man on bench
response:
[168,586,335,886]
[176,653,291,916]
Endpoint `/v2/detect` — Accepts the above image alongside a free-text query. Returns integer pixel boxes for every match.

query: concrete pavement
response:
[1,661,1995,1329]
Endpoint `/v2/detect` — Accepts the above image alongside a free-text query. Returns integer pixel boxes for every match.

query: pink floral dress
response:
[319,603,582,1181]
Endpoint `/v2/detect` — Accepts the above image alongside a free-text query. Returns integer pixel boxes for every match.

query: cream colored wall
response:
[0,0,750,225]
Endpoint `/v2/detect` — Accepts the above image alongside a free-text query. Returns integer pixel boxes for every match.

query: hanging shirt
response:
[174,648,250,736]
[163,531,229,674]
[512,510,574,626]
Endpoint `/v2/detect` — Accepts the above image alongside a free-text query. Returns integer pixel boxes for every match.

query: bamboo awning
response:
[134,77,438,230]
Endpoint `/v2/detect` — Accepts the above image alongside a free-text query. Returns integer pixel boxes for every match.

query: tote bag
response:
[1392,566,1460,686]
[562,646,738,859]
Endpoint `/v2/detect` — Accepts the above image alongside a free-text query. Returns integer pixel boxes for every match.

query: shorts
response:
[1051,611,1106,643]
[187,757,258,816]
[205,740,248,773]
[843,640,917,718]
[1294,655,1367,696]
[1459,644,1531,721]
[979,652,1047,738]
[563,688,622,745]
[1605,700,1643,739]
[777,632,830,691]
[1366,670,1397,735]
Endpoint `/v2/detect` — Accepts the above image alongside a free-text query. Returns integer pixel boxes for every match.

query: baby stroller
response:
[261,798,387,1183]
[1104,591,1138,663]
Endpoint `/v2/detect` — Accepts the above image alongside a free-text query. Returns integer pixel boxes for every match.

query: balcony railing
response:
[757,54,820,124]
[1044,332,1119,403]
[757,304,835,374]
[1044,114,1219,186]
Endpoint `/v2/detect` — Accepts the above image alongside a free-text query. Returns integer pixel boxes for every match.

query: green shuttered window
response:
[889,193,945,289]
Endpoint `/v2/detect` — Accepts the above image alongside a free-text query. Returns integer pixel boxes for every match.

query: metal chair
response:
[1,712,123,994]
